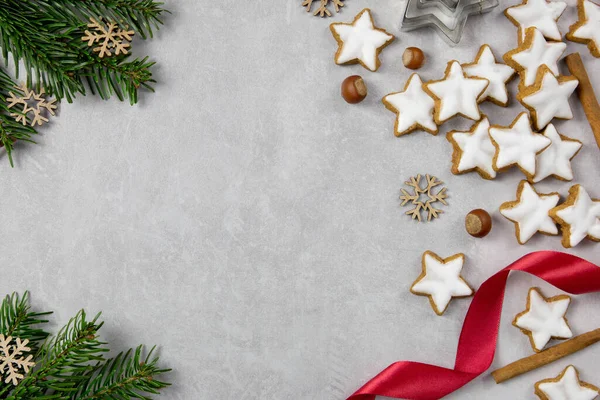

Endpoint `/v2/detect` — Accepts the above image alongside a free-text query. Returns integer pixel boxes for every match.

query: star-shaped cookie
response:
[382,73,437,136]
[535,365,599,400]
[504,27,567,88]
[513,287,572,352]
[447,117,496,180]
[550,184,600,248]
[533,125,582,183]
[489,113,551,178]
[330,8,395,72]
[505,0,567,42]
[423,61,489,124]
[500,181,560,244]
[462,45,515,107]
[567,0,600,58]
[518,66,579,130]
[410,251,474,316]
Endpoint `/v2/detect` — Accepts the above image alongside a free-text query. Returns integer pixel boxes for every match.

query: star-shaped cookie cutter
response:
[401,0,499,45]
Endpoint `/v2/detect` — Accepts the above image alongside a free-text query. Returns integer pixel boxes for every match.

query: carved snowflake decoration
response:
[6,84,57,127]
[0,334,35,385]
[82,17,134,58]
[400,174,448,222]
[302,0,345,17]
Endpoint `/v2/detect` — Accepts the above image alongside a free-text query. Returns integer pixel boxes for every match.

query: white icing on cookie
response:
[514,288,572,351]
[382,74,437,135]
[411,252,473,315]
[505,0,567,42]
[330,9,394,72]
[554,185,600,247]
[533,125,582,183]
[463,46,515,106]
[448,117,496,179]
[520,70,579,130]
[537,366,599,400]
[489,113,551,176]
[570,0,600,54]
[507,28,567,87]
[424,61,489,123]
[501,181,560,244]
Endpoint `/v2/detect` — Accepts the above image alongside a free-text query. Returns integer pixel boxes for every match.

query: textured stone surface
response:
[0,0,599,398]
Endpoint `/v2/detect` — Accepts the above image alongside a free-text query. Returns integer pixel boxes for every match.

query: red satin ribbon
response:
[347,251,600,400]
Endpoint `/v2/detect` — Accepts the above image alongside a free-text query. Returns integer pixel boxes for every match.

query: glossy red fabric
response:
[347,251,600,400]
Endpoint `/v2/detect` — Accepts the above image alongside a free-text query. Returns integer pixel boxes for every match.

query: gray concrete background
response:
[1,0,600,398]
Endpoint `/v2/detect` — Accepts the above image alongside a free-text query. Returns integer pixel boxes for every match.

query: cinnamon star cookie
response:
[382,73,437,136]
[535,365,599,400]
[500,181,559,244]
[550,184,600,248]
[330,8,395,72]
[462,45,515,107]
[532,124,582,183]
[489,113,551,178]
[518,66,579,130]
[504,0,567,42]
[447,117,496,180]
[410,251,474,316]
[503,27,566,88]
[423,61,488,124]
[567,0,600,58]
[513,287,572,352]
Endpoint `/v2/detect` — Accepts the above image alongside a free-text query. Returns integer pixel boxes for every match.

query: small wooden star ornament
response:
[6,84,57,127]
[410,251,474,316]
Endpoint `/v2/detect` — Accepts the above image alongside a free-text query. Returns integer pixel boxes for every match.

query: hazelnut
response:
[465,209,492,238]
[403,47,425,70]
[341,75,367,104]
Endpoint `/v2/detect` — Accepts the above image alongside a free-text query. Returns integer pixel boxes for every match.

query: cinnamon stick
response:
[492,328,600,384]
[565,53,600,150]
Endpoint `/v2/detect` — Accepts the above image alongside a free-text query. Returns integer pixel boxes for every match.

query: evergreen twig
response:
[0,0,167,164]
[0,293,170,399]
[74,346,171,400]
[0,291,51,353]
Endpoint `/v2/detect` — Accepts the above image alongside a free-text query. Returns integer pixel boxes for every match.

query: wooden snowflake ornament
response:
[0,334,35,385]
[400,174,448,222]
[6,84,57,127]
[82,17,134,58]
[303,0,345,17]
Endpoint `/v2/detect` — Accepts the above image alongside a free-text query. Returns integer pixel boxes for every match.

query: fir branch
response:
[0,293,170,399]
[7,310,108,398]
[0,292,51,353]
[0,292,50,397]
[51,0,167,39]
[0,0,84,101]
[74,346,171,400]
[42,5,158,104]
